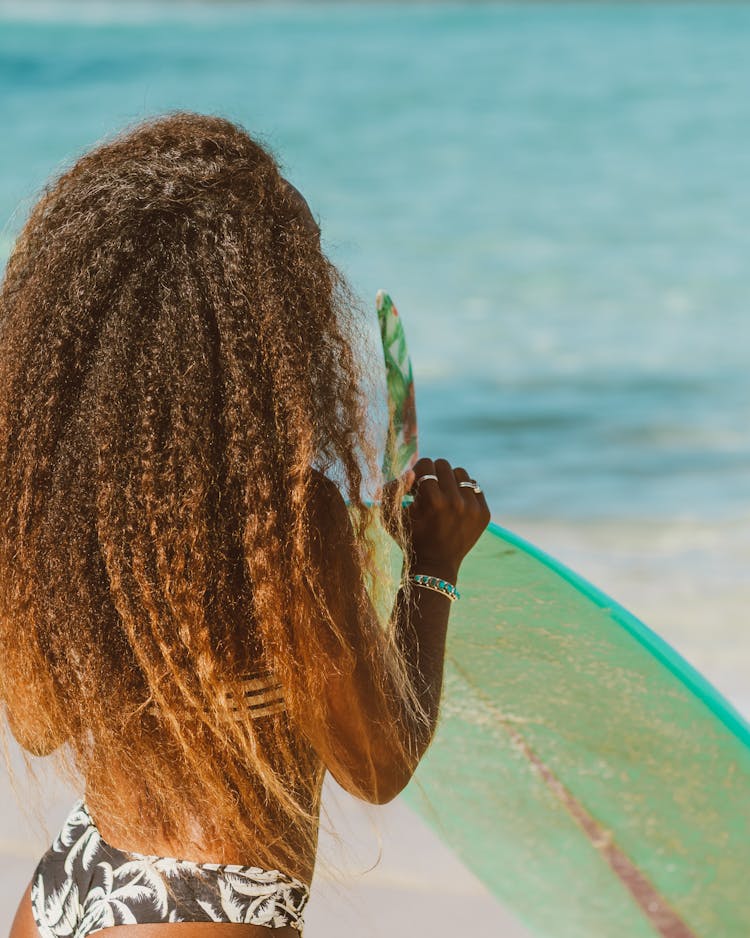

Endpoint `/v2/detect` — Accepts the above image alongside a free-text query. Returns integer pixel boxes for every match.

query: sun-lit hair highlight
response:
[0,111,426,883]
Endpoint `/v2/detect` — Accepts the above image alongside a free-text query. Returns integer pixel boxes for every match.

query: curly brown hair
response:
[0,111,426,883]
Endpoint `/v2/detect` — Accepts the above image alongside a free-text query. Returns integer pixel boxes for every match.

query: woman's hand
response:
[380,457,491,573]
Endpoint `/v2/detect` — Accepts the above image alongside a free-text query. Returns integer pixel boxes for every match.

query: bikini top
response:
[30,674,309,936]
[31,797,310,936]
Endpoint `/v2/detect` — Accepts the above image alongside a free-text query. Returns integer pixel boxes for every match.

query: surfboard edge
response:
[486,518,750,750]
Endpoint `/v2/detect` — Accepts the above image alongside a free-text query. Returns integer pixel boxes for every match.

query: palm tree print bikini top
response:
[30,798,310,935]
[30,674,311,936]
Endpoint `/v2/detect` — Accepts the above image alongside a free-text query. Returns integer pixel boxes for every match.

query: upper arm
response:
[295,471,415,804]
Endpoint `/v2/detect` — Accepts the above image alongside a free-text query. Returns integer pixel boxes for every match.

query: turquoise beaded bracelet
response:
[410,573,461,602]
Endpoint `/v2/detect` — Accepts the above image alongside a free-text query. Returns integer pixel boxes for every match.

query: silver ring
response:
[414,474,439,486]
[458,479,482,494]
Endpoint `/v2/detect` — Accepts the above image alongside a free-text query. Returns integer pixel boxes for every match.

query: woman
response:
[0,112,490,937]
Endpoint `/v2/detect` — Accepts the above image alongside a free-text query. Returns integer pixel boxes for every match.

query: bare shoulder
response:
[305,468,371,638]
[306,468,359,572]
[307,467,350,526]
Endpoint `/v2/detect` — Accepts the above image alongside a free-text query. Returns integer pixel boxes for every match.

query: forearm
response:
[392,555,460,757]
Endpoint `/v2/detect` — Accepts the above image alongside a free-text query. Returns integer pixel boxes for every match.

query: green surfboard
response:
[373,290,750,938]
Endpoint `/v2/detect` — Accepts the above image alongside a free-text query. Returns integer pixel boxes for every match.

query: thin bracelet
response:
[408,573,461,602]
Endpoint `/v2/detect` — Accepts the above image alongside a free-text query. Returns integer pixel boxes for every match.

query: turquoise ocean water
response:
[1,1,749,524]
[3,1,750,527]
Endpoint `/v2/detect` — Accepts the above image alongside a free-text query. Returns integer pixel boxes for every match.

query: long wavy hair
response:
[0,111,425,882]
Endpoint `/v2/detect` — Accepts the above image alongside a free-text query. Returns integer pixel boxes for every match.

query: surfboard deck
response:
[372,287,749,936]
[393,520,750,938]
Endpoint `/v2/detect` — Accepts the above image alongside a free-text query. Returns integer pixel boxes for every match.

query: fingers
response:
[410,456,437,490]
[477,488,491,522]
[413,458,470,501]
[378,458,490,570]
[410,456,489,519]
[453,465,475,506]
[434,458,463,508]
[454,465,491,522]
[410,457,439,513]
